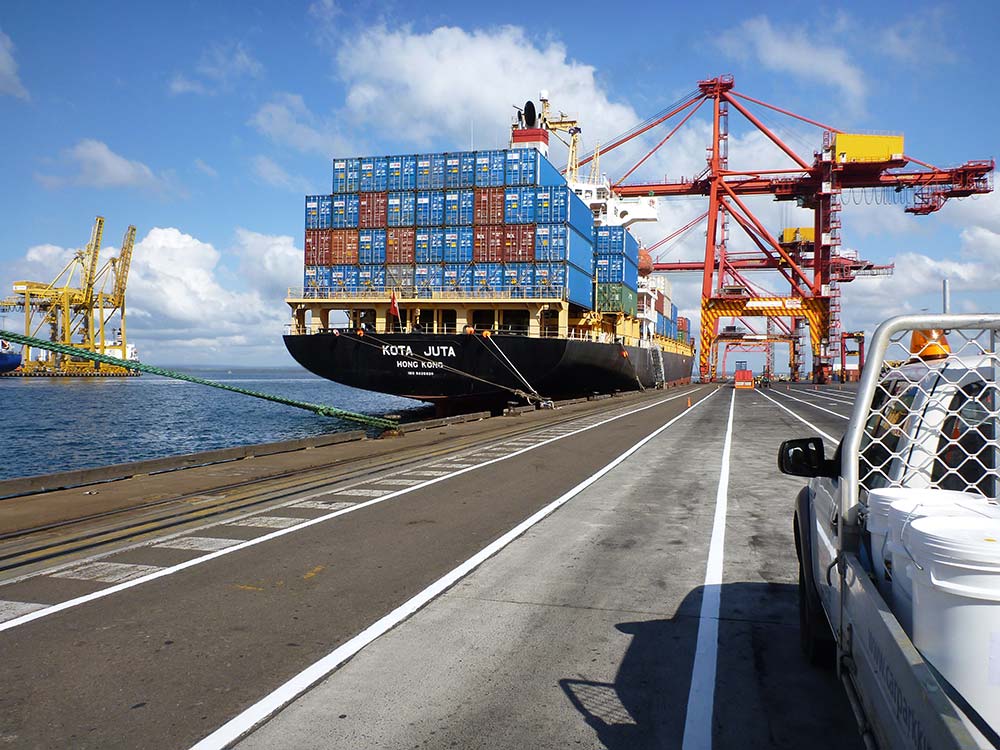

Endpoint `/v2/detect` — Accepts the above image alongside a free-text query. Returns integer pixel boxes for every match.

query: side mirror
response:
[778,437,838,478]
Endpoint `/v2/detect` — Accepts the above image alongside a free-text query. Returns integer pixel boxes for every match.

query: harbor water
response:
[0,369,431,482]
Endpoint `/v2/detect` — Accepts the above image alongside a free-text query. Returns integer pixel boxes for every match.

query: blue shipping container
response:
[332,158,361,194]
[533,223,592,273]
[415,228,445,263]
[595,255,639,288]
[387,154,417,191]
[415,263,444,289]
[505,148,536,186]
[593,226,640,264]
[444,189,475,225]
[475,150,506,187]
[504,186,536,224]
[415,190,446,226]
[445,151,477,188]
[359,156,388,192]
[536,152,566,187]
[443,263,475,289]
[473,262,504,288]
[535,186,592,238]
[331,194,359,229]
[358,229,387,264]
[387,191,416,227]
[502,263,535,296]
[535,262,593,310]
[443,227,474,263]
[305,195,332,230]
[416,153,447,190]
[329,264,360,291]
[357,265,386,291]
[671,303,679,322]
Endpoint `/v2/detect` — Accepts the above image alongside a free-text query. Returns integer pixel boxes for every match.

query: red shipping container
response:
[305,228,329,265]
[386,227,416,263]
[500,225,535,262]
[517,224,535,260]
[473,226,504,262]
[330,229,359,264]
[654,291,666,314]
[473,187,505,225]
[358,192,387,229]
[678,317,689,332]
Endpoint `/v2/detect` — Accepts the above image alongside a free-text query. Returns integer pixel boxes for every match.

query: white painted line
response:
[227,516,304,529]
[155,537,244,552]
[792,389,856,406]
[757,390,838,445]
[0,600,47,623]
[189,390,717,750]
[0,388,705,633]
[773,390,850,420]
[289,500,357,511]
[331,488,390,497]
[373,479,425,486]
[52,561,162,584]
[682,389,735,750]
[435,462,475,469]
[404,470,451,477]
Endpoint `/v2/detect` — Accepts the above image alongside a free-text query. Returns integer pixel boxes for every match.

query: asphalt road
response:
[0,383,864,749]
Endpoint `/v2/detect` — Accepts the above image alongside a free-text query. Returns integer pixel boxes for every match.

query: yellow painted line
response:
[234,584,263,592]
[303,565,325,580]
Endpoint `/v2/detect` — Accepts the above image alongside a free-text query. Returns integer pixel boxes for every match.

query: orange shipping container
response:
[330,229,359,264]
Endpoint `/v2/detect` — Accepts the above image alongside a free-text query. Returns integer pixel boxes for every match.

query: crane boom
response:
[112,225,136,306]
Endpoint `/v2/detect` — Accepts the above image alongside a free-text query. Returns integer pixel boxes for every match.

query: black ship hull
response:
[284,331,693,412]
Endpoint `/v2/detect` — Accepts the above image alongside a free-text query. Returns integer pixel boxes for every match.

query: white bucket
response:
[887,491,996,634]
[908,516,1000,733]
[865,488,975,604]
[866,488,920,602]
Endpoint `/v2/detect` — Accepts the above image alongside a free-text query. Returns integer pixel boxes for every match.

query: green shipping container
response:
[595,283,638,316]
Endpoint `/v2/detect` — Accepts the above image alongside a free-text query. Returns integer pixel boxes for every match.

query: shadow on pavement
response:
[559,582,862,750]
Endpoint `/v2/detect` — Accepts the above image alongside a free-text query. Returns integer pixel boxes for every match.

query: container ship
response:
[283,95,695,412]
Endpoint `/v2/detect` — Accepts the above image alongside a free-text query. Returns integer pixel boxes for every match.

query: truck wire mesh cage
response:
[850,315,1000,511]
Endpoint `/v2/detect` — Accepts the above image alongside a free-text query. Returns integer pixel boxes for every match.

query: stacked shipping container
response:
[304,148,595,309]
[593,226,640,316]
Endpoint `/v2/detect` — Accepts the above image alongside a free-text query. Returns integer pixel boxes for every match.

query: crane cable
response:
[0,329,399,430]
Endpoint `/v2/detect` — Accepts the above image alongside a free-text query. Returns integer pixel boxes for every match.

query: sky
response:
[0,0,997,369]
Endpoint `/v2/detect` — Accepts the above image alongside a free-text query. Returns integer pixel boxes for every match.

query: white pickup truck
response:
[779,314,1000,749]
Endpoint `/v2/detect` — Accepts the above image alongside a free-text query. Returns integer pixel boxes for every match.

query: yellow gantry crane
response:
[1,216,138,375]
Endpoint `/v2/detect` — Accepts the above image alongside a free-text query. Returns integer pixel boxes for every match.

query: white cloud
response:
[0,29,29,100]
[717,16,866,113]
[1,227,301,365]
[249,93,350,155]
[36,139,171,192]
[334,24,638,149]
[125,227,298,362]
[194,158,218,177]
[169,74,209,96]
[251,155,311,192]
[882,12,956,65]
[169,41,262,96]
[232,228,302,302]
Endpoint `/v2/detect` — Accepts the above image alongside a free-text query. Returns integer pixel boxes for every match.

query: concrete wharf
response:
[0,384,865,749]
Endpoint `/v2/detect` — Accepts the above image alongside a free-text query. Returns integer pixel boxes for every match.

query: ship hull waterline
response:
[284,332,693,414]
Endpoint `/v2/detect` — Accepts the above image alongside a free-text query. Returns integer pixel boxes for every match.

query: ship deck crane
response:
[577,74,993,381]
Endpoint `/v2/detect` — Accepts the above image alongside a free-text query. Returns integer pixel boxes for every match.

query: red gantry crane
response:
[580,75,994,381]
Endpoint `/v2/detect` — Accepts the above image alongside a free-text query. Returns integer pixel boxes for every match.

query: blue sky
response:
[1,0,997,368]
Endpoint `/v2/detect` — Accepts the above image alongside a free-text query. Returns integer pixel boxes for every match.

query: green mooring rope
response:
[0,330,399,430]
